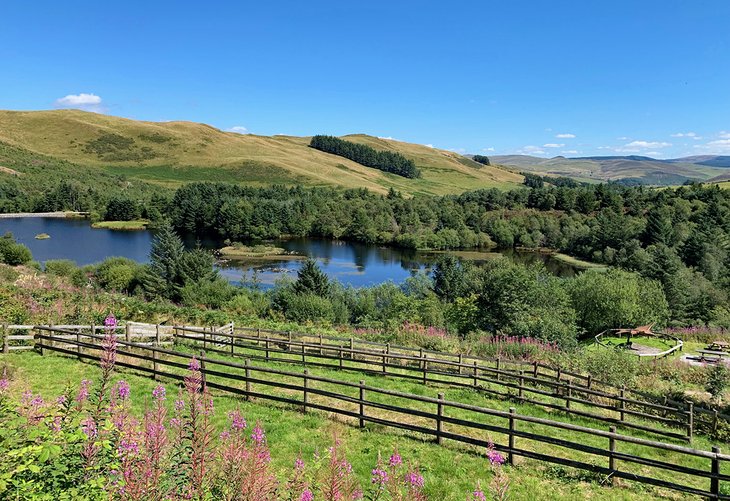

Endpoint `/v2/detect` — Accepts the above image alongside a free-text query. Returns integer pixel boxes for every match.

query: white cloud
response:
[671,131,699,138]
[720,131,730,139]
[696,139,730,153]
[519,145,546,155]
[617,136,630,141]
[614,140,671,153]
[561,150,579,155]
[53,93,105,112]
[424,144,434,148]
[227,126,249,134]
[543,143,565,148]
[555,133,575,139]
[481,147,495,152]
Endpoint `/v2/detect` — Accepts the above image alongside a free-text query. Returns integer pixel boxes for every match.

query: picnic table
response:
[614,323,656,349]
[708,340,730,352]
[697,349,728,362]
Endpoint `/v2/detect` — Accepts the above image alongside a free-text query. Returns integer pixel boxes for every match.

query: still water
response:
[0,217,579,287]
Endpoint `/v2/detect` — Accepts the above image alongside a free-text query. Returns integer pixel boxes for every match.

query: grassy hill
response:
[491,154,728,185]
[0,110,523,195]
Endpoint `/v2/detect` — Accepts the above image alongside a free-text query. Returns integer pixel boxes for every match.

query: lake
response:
[0,217,581,287]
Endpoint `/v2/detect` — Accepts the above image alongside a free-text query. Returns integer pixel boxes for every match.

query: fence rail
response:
[29,326,730,500]
[173,325,692,441]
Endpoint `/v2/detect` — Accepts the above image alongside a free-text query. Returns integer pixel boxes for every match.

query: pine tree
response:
[142,222,185,299]
[293,258,331,297]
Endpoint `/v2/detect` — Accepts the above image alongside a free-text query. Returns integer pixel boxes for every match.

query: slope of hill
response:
[491,154,728,185]
[0,110,523,195]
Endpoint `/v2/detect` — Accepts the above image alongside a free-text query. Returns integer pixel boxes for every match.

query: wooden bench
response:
[697,349,728,362]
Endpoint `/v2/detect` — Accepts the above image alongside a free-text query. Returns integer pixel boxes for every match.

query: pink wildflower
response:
[405,470,424,488]
[371,467,388,486]
[116,380,131,400]
[300,489,314,501]
[152,384,166,400]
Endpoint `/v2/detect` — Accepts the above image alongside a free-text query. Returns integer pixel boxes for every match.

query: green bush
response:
[94,257,142,293]
[179,278,237,309]
[279,292,335,324]
[44,259,78,277]
[0,233,32,266]
[578,348,640,386]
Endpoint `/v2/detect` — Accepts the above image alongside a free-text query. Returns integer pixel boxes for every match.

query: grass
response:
[2,342,726,500]
[91,219,149,230]
[552,252,608,270]
[0,109,525,196]
[219,244,303,260]
[34,233,50,239]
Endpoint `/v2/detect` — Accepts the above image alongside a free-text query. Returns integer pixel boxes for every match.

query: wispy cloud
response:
[53,93,105,113]
[614,140,671,153]
[543,143,565,148]
[561,150,579,155]
[481,147,495,152]
[519,145,546,155]
[424,143,434,148]
[555,133,575,139]
[694,138,730,154]
[671,131,700,139]
[227,126,249,134]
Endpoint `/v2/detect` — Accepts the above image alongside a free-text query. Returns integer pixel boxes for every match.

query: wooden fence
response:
[172,325,692,441]
[30,326,730,499]
[3,321,728,439]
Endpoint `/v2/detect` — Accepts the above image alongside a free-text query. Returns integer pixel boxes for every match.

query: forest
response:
[309,135,422,178]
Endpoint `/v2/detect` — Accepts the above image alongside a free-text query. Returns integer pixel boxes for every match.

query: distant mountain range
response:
[489,154,730,186]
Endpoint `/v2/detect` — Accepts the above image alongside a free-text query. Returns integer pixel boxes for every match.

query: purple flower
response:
[299,489,313,501]
[116,380,131,400]
[472,489,486,501]
[104,313,118,329]
[295,456,305,471]
[174,399,185,412]
[55,395,68,406]
[152,385,166,401]
[251,424,266,445]
[388,450,402,467]
[81,417,97,438]
[188,357,201,371]
[0,368,9,394]
[76,379,91,403]
[228,410,247,431]
[487,448,505,466]
[405,471,424,488]
[371,467,388,486]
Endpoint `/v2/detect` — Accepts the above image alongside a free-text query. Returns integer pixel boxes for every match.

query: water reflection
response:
[0,218,580,288]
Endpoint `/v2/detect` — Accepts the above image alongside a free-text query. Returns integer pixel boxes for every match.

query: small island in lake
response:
[34,233,50,239]
[91,220,149,230]
[217,243,303,261]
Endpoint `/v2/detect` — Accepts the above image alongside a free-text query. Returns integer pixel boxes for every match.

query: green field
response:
[0,109,524,196]
[2,341,725,500]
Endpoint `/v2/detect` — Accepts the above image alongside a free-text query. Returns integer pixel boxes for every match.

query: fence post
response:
[2,324,7,354]
[319,334,323,355]
[38,327,44,356]
[199,351,207,391]
[619,385,625,422]
[152,348,159,381]
[422,354,428,385]
[350,338,354,360]
[458,354,463,375]
[473,361,478,387]
[301,342,306,365]
[518,370,524,401]
[359,380,365,428]
[230,332,235,355]
[419,348,424,369]
[496,357,501,381]
[302,369,309,413]
[155,324,160,347]
[714,409,719,435]
[566,380,572,411]
[265,339,270,361]
[339,345,343,370]
[125,322,131,343]
[382,349,387,374]
[687,402,694,442]
[245,359,251,401]
[386,343,390,367]
[288,330,292,351]
[533,360,538,378]
[608,426,617,485]
[711,446,721,497]
[556,367,561,382]
[508,407,516,466]
[437,393,444,445]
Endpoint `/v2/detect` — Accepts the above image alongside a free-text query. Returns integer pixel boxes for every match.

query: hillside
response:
[0,110,523,195]
[491,154,729,185]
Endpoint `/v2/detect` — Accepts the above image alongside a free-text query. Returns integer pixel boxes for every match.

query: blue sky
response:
[1,0,729,158]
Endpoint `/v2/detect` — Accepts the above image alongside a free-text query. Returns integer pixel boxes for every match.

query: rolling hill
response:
[0,110,523,196]
[490,154,730,185]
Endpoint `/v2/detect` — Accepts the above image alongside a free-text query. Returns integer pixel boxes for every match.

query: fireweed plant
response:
[0,315,508,500]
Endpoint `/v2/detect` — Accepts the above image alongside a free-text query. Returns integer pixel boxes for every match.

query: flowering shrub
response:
[0,312,510,500]
[470,335,559,362]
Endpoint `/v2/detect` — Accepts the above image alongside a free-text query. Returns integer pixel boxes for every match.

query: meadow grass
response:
[2,345,725,500]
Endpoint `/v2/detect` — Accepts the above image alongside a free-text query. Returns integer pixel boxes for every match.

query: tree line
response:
[309,135,421,178]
